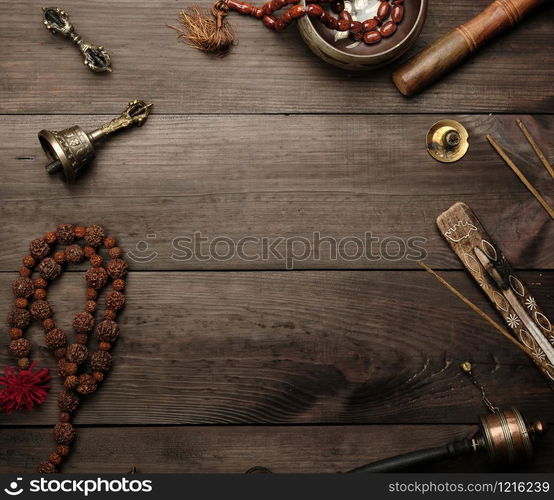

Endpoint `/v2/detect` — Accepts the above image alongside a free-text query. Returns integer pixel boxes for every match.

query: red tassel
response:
[0,363,50,414]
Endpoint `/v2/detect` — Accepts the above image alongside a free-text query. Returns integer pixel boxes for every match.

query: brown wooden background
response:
[0,0,553,473]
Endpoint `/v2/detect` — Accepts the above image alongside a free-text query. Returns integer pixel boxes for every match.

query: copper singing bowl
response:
[297,0,428,70]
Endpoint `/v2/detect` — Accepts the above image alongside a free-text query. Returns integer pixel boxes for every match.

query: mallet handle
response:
[392,0,544,96]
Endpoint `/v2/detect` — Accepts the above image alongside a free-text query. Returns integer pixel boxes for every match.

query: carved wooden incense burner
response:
[437,202,554,385]
[38,100,153,183]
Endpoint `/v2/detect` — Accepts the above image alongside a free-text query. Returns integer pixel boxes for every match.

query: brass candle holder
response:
[38,100,153,183]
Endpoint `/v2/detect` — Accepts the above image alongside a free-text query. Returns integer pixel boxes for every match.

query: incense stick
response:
[417,261,550,372]
[487,135,554,220]
[515,119,554,179]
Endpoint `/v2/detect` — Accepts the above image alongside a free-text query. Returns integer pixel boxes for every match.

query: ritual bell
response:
[38,100,153,183]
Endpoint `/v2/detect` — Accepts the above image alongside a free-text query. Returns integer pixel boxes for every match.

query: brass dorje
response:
[38,100,153,183]
[426,119,469,163]
[42,7,112,73]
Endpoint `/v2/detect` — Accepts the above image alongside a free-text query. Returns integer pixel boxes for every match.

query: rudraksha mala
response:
[1,224,127,473]
[171,0,404,54]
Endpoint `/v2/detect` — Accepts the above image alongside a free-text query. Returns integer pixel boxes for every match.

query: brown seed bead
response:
[305,3,323,16]
[65,244,84,263]
[19,266,31,277]
[59,411,72,422]
[45,328,67,350]
[54,347,67,360]
[86,300,97,314]
[54,422,76,444]
[30,299,52,320]
[91,350,112,372]
[13,277,34,298]
[8,338,32,357]
[66,343,88,364]
[105,290,126,311]
[43,318,55,331]
[22,255,36,268]
[57,445,70,457]
[7,308,31,328]
[53,250,66,264]
[44,231,57,245]
[104,309,116,321]
[18,357,31,370]
[39,258,62,281]
[57,391,79,413]
[56,359,68,376]
[29,238,50,259]
[364,29,382,44]
[49,452,62,466]
[35,277,48,289]
[64,376,78,390]
[92,370,104,382]
[85,225,105,247]
[34,288,47,300]
[76,374,98,395]
[108,247,122,259]
[73,311,95,334]
[83,246,95,258]
[99,342,112,351]
[103,236,116,249]
[85,267,108,289]
[113,279,125,291]
[56,224,75,245]
[86,288,98,300]
[15,297,28,309]
[64,361,78,376]
[377,0,391,21]
[380,20,397,37]
[107,258,128,279]
[75,333,89,345]
[10,328,23,340]
[74,226,86,238]
[37,461,57,474]
[96,320,119,342]
[90,254,103,268]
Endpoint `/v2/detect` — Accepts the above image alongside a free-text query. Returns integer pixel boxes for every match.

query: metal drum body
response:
[480,408,533,464]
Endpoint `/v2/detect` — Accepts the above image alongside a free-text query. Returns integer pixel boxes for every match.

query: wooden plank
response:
[1,271,552,426]
[1,425,553,473]
[1,114,552,271]
[0,1,553,114]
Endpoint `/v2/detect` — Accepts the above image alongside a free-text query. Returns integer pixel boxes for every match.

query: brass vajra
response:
[42,7,112,73]
[38,100,153,183]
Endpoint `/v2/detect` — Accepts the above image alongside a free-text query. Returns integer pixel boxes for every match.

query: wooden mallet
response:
[392,0,544,96]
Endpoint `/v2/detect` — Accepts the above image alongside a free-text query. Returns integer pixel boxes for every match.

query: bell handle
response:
[88,100,153,142]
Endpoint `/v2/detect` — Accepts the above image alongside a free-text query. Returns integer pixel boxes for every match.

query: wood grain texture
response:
[1,114,552,271]
[1,425,553,473]
[0,0,553,114]
[1,271,552,426]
